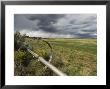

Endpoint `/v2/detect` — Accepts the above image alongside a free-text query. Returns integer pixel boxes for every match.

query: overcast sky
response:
[14,14,97,38]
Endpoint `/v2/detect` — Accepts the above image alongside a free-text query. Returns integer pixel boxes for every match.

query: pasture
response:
[24,38,97,76]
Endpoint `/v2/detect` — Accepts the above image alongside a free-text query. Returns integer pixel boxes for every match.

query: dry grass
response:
[18,38,97,76]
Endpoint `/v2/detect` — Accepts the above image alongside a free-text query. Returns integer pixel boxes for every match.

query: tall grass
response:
[14,33,97,76]
[22,38,97,76]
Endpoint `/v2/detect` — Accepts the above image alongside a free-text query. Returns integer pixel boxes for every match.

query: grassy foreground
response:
[48,38,96,76]
[21,38,97,76]
[29,38,97,76]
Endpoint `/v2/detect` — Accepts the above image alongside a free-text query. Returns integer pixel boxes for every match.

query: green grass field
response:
[23,38,97,76]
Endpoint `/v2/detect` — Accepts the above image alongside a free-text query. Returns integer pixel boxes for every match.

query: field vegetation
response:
[14,32,97,76]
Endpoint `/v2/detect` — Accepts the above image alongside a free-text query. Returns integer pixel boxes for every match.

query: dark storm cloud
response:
[14,15,32,31]
[26,14,65,33]
[27,14,64,21]
[74,33,96,38]
[82,29,96,33]
[14,14,97,38]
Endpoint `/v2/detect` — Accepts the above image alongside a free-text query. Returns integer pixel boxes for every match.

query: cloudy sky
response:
[14,14,97,38]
